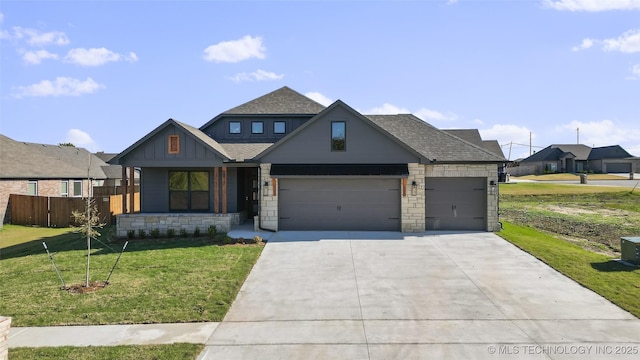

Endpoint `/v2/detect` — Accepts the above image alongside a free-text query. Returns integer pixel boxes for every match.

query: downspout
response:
[257,165,276,232]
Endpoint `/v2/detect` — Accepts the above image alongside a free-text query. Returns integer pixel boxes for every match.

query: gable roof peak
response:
[223,86,326,115]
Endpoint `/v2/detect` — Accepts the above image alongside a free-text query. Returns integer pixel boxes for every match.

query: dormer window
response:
[229,121,241,134]
[251,121,264,134]
[274,121,286,134]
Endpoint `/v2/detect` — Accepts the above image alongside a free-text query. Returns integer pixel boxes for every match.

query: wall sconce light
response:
[489,180,497,195]
[263,180,269,196]
[411,181,418,196]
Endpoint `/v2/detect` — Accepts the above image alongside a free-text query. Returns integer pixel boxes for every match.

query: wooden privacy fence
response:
[9,193,139,227]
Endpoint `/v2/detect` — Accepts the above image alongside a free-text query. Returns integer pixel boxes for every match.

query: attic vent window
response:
[168,135,180,154]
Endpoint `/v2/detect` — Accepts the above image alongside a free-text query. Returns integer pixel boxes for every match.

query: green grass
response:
[500,182,634,195]
[9,343,204,360]
[514,173,627,181]
[498,221,640,318]
[0,225,263,326]
[0,224,77,251]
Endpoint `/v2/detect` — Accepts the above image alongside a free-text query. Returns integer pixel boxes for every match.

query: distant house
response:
[109,86,506,236]
[0,135,121,226]
[510,144,638,176]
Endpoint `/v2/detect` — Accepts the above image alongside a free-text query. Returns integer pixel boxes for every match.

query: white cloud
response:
[556,119,640,147]
[64,47,138,66]
[473,118,485,125]
[631,64,640,79]
[229,69,283,82]
[572,38,594,51]
[602,29,640,53]
[65,129,98,151]
[22,49,59,64]
[544,0,640,11]
[366,103,411,115]
[414,108,458,122]
[203,35,266,63]
[446,0,459,4]
[479,124,534,159]
[13,77,104,98]
[304,92,333,106]
[5,26,70,46]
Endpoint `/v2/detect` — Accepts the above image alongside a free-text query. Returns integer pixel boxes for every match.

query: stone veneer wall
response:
[425,163,500,232]
[0,316,10,360]
[116,213,242,238]
[401,163,426,232]
[258,163,278,231]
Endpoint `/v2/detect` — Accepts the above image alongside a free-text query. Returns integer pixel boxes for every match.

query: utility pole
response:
[529,132,532,156]
[577,127,580,144]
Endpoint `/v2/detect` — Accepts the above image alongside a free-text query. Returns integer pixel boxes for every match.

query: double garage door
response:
[279,178,400,231]
[425,177,486,231]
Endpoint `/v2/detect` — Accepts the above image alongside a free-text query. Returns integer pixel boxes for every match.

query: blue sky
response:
[1,0,639,159]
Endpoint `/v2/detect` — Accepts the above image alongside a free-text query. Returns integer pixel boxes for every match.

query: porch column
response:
[222,167,227,214]
[121,166,127,213]
[213,167,220,213]
[129,167,135,213]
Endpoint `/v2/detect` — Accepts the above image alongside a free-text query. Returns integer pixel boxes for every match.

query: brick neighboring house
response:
[0,134,113,226]
[110,87,506,236]
[509,144,639,176]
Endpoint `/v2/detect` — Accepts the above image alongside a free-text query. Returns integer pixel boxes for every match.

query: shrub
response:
[127,230,135,240]
[137,229,146,239]
[193,227,201,237]
[150,228,160,239]
[207,225,217,238]
[180,228,188,237]
[253,235,263,245]
[167,228,175,238]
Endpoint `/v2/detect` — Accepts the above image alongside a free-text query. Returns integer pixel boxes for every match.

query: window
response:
[61,181,69,197]
[331,121,346,151]
[273,121,286,134]
[251,121,264,134]
[27,180,38,196]
[169,171,210,211]
[168,135,180,154]
[73,180,83,197]
[229,121,242,134]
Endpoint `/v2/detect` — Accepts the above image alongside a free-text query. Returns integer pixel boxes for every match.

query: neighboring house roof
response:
[521,144,592,162]
[367,115,506,163]
[588,145,632,160]
[223,86,326,115]
[0,134,108,179]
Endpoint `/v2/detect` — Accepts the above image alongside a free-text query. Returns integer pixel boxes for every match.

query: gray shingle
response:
[366,115,505,162]
[1,134,108,179]
[224,86,325,115]
[221,143,273,161]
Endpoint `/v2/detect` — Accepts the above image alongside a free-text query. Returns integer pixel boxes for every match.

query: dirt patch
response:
[545,205,631,217]
[66,281,107,294]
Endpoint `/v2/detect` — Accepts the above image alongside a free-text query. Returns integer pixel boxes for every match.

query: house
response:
[0,135,120,226]
[511,144,638,176]
[109,87,505,237]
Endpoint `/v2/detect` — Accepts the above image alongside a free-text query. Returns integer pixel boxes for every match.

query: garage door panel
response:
[279,178,400,231]
[425,177,486,231]
[606,163,631,173]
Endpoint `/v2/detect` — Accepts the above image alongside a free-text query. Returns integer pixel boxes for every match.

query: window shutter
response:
[168,135,180,154]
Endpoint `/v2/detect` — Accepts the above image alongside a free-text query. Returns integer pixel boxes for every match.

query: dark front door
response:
[237,167,258,218]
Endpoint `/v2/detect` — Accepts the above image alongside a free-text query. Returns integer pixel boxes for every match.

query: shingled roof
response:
[366,115,505,163]
[443,129,505,158]
[522,144,592,162]
[223,86,326,115]
[588,145,632,160]
[0,134,108,179]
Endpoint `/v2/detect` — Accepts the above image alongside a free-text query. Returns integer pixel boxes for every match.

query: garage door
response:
[425,177,486,231]
[279,178,400,231]
[606,163,631,173]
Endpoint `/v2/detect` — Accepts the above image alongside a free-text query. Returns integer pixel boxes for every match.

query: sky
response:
[1,0,639,160]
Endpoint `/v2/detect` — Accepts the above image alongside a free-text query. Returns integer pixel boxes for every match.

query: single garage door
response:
[606,162,631,173]
[279,178,400,231]
[425,177,486,231]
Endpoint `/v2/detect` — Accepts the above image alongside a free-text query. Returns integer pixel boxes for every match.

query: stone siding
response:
[425,163,501,232]
[0,316,10,360]
[401,163,426,232]
[258,163,278,231]
[116,213,242,238]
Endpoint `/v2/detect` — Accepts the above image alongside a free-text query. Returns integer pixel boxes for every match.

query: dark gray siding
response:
[120,124,225,167]
[140,167,238,213]
[201,115,312,143]
[261,107,420,164]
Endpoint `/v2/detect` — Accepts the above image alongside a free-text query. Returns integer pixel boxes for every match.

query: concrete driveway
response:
[199,232,640,359]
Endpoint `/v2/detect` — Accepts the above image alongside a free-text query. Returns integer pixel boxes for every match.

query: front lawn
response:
[498,221,640,318]
[0,225,263,326]
[9,343,204,360]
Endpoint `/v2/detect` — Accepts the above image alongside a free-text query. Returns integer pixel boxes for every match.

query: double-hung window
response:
[61,181,69,197]
[73,180,83,197]
[27,180,38,196]
[169,171,210,211]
